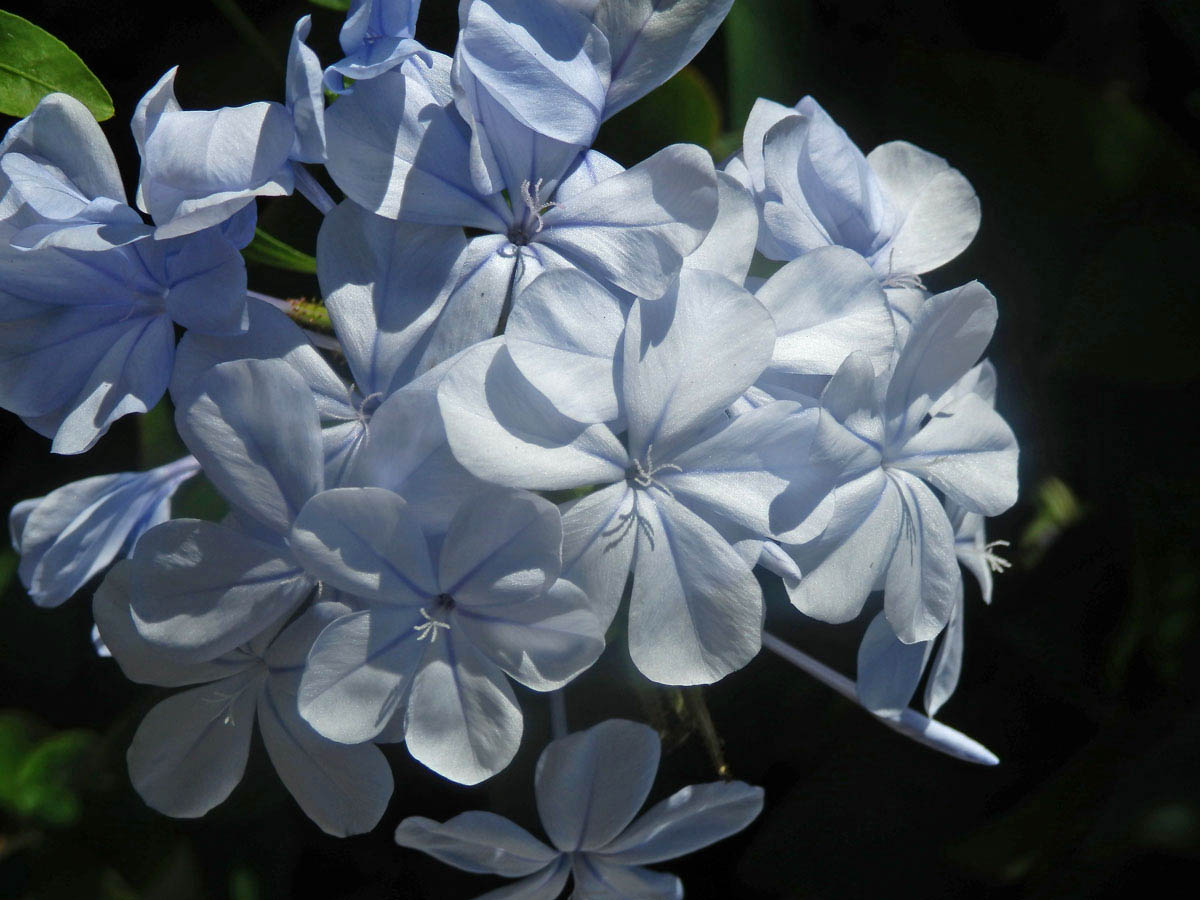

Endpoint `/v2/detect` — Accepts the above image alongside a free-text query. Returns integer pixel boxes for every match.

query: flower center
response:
[413,594,455,642]
[507,178,557,246]
[624,444,682,497]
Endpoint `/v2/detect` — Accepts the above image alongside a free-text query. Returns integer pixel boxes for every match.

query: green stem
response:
[682,686,731,779]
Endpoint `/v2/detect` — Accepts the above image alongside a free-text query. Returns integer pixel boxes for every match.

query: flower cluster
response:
[2,0,1018,894]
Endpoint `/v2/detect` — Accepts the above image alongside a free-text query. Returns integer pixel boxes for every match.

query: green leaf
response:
[596,67,722,165]
[0,11,114,120]
[242,227,318,274]
[12,729,97,826]
[309,0,351,10]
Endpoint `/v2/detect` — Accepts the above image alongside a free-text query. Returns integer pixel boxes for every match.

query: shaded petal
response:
[601,781,764,864]
[884,471,962,644]
[126,671,261,818]
[867,140,979,275]
[683,170,757,283]
[884,281,997,438]
[130,519,312,660]
[324,69,509,229]
[159,229,248,336]
[318,200,466,395]
[454,0,609,194]
[394,811,557,877]
[93,562,244,688]
[596,0,735,118]
[505,267,629,424]
[665,402,829,544]
[1,92,125,205]
[628,494,762,685]
[440,488,561,604]
[560,483,637,626]
[456,579,604,691]
[761,97,894,260]
[756,247,895,376]
[258,674,393,836]
[924,600,965,716]
[404,628,523,784]
[539,144,717,300]
[855,611,933,716]
[171,298,353,420]
[475,857,571,900]
[346,377,491,533]
[412,234,522,373]
[437,340,627,490]
[893,392,1018,517]
[572,856,682,899]
[298,607,427,744]
[535,718,660,852]
[134,70,294,237]
[291,487,438,604]
[286,16,327,164]
[177,358,324,533]
[787,471,901,625]
[622,271,774,460]
[14,457,197,607]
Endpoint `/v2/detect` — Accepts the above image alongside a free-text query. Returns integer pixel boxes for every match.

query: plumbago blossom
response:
[1,0,1021,892]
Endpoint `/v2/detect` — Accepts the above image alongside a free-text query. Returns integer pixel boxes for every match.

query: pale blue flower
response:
[0,217,248,454]
[128,359,325,660]
[787,286,1018,645]
[854,360,1010,717]
[324,0,427,94]
[729,96,980,286]
[95,573,392,836]
[323,0,722,362]
[0,93,151,251]
[438,270,834,684]
[395,718,763,899]
[290,486,604,784]
[9,456,199,607]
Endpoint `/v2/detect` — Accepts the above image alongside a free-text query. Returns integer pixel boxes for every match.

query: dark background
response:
[2,0,1199,897]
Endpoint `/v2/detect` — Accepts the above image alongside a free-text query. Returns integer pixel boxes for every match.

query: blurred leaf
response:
[1020,477,1084,566]
[309,0,351,10]
[0,549,16,594]
[170,476,228,523]
[596,67,722,164]
[242,227,318,274]
[141,843,205,900]
[0,711,37,807]
[207,0,283,78]
[139,400,185,470]
[724,0,811,127]
[0,10,114,120]
[99,870,141,900]
[229,866,261,900]
[12,729,97,826]
[1109,478,1200,689]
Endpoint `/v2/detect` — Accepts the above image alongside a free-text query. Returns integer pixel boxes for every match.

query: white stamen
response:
[413,608,451,643]
[983,539,1012,573]
[518,178,557,235]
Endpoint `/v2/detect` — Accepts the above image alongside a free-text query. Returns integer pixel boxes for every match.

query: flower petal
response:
[291,487,437,604]
[439,488,561,605]
[883,471,962,644]
[456,578,604,691]
[535,718,660,852]
[404,628,523,785]
[130,519,312,660]
[539,144,717,300]
[855,611,933,716]
[437,340,627,490]
[628,494,763,685]
[601,780,764,864]
[622,270,774,461]
[126,671,261,819]
[394,811,558,877]
[177,358,324,534]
